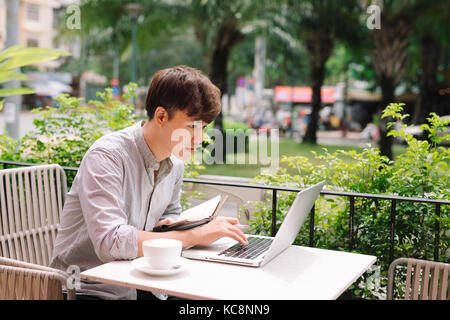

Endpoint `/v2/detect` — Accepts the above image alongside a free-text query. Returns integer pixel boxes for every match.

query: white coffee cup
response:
[142,239,182,270]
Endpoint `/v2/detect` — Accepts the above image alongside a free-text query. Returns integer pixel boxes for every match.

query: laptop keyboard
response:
[218,236,273,260]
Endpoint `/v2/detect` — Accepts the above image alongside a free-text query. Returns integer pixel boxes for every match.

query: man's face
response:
[164,109,208,161]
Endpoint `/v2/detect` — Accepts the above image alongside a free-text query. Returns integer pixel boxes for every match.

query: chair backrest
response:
[387,257,449,300]
[0,164,67,267]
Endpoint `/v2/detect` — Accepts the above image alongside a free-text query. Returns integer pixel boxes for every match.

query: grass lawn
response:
[197,138,407,178]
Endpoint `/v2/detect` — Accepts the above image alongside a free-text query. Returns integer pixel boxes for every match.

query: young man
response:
[50,65,247,300]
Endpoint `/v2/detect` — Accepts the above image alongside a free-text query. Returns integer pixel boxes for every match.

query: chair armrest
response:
[0,256,76,300]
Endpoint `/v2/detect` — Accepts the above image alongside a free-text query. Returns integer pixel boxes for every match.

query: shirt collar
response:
[133,120,173,172]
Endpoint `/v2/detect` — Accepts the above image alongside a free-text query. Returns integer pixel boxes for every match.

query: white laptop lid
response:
[260,180,325,266]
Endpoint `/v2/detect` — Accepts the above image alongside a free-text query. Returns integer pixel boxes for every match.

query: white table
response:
[80,245,376,300]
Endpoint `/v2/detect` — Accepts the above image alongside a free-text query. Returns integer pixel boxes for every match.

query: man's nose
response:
[193,128,204,145]
[192,137,202,147]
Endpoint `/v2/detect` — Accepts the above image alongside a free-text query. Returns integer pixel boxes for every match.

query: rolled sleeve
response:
[78,148,138,263]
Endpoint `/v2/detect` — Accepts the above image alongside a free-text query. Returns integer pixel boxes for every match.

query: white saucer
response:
[132,257,188,276]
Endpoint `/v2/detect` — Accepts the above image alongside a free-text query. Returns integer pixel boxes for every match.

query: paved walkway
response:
[316,130,373,147]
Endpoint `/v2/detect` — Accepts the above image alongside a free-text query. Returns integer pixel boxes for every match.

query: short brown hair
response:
[144,65,221,123]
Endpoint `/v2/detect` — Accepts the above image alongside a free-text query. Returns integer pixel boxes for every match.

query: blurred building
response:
[0,0,86,108]
[0,0,80,68]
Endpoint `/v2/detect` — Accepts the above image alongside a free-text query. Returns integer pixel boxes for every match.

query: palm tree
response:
[366,0,438,159]
[287,0,362,144]
[182,0,282,135]
[411,1,450,125]
[69,0,181,87]
[161,0,293,163]
[188,0,246,133]
[77,1,278,129]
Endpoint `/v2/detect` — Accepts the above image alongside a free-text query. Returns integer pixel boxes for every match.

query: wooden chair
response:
[387,257,449,300]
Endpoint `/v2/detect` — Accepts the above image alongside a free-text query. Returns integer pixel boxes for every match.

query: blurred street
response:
[316,130,369,147]
[0,110,371,147]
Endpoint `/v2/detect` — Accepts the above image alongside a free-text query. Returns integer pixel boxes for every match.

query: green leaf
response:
[2,53,68,70]
[0,70,30,83]
[0,46,70,72]
[0,87,35,97]
[0,45,24,62]
[0,45,70,62]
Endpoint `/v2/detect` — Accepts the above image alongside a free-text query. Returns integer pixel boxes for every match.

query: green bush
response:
[242,103,449,299]
[1,85,136,167]
[0,45,70,158]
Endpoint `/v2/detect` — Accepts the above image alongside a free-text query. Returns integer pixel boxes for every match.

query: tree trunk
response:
[210,46,230,134]
[371,14,413,160]
[378,78,395,160]
[412,33,441,125]
[303,63,326,144]
[208,23,244,131]
[303,33,333,144]
[207,23,244,162]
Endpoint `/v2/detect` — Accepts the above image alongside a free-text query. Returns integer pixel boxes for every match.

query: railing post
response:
[349,196,355,251]
[389,199,396,265]
[309,204,315,247]
[434,203,441,261]
[271,189,277,237]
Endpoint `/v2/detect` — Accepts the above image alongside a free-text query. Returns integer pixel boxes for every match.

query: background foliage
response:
[243,103,449,299]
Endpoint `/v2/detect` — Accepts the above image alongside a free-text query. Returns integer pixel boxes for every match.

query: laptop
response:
[181,180,325,267]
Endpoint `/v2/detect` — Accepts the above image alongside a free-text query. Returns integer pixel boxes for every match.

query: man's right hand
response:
[192,216,248,246]
[137,217,248,257]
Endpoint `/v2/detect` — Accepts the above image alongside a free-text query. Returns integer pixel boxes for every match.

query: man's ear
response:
[154,106,168,127]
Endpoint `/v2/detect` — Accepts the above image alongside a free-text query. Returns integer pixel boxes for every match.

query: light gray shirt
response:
[50,120,184,299]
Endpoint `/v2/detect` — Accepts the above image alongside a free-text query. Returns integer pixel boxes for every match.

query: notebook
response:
[152,195,228,232]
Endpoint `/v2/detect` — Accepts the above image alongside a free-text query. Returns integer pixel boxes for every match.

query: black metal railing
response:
[1,160,449,264]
